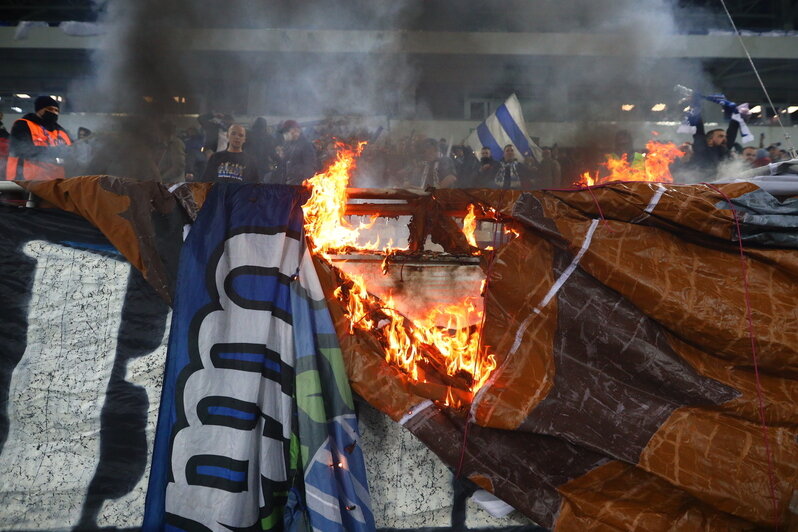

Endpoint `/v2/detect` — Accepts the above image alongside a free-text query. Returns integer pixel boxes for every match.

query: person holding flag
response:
[676,85,752,178]
[466,94,542,170]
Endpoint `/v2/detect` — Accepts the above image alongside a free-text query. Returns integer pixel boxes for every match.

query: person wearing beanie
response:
[753,148,771,169]
[6,95,72,180]
[278,119,316,185]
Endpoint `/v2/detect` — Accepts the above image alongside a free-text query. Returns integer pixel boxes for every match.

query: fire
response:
[303,144,497,398]
[303,141,397,259]
[573,140,685,187]
[462,204,478,249]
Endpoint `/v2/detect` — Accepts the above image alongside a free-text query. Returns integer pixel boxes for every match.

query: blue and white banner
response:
[466,94,542,163]
[143,184,374,531]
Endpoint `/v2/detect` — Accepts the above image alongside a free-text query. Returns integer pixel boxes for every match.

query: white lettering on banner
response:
[165,232,300,529]
[0,241,130,530]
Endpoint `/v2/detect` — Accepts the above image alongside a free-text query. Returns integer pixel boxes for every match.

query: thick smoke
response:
[72,0,420,118]
[70,0,727,167]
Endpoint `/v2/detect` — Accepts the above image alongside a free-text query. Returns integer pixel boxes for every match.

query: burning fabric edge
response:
[9,172,798,531]
[302,144,498,407]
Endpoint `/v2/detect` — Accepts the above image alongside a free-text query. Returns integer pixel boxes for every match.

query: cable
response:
[718,0,797,158]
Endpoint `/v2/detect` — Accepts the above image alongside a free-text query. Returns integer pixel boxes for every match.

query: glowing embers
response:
[573,140,685,187]
[302,144,497,404]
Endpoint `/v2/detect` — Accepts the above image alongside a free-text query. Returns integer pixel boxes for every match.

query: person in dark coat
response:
[279,120,317,185]
[687,98,740,179]
[244,117,276,181]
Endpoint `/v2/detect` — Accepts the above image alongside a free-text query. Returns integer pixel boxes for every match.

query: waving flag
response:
[466,94,542,163]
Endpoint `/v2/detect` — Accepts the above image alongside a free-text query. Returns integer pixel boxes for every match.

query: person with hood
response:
[279,120,317,185]
[244,117,276,180]
[6,96,72,181]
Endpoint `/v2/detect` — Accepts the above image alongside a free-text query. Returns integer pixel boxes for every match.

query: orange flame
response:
[463,204,478,249]
[303,144,497,398]
[303,141,399,259]
[573,140,684,187]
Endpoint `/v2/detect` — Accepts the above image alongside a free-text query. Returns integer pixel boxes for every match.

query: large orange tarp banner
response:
[320,184,798,530]
[22,178,798,530]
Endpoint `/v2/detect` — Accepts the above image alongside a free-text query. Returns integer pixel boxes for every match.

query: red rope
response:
[703,183,781,528]
[583,183,619,233]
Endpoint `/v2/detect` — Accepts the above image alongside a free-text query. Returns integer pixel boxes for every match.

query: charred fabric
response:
[0,141,795,531]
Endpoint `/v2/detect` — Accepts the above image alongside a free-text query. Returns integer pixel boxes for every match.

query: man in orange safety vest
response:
[6,95,72,181]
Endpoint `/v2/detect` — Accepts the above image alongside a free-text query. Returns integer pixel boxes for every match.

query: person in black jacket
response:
[689,102,740,179]
[244,117,277,181]
[279,120,317,185]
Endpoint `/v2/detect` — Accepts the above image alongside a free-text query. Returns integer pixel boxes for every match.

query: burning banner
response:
[2,148,797,530]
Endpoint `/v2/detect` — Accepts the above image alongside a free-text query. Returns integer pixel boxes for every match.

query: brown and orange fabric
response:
[19,176,193,302]
[316,183,798,530]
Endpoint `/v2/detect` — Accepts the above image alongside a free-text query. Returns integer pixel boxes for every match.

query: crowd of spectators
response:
[2,100,795,188]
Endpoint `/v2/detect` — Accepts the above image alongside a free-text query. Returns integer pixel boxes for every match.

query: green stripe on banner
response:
[319,347,355,410]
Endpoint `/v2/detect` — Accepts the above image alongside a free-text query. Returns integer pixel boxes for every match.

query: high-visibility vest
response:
[5,119,72,181]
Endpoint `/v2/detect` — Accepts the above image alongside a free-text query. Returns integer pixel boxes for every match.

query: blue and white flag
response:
[143,183,374,532]
[466,94,542,163]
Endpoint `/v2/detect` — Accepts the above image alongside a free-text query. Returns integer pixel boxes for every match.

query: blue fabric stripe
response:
[476,121,504,161]
[218,351,281,372]
[60,240,122,255]
[195,465,247,483]
[230,274,292,315]
[495,104,532,158]
[312,307,336,335]
[207,406,257,420]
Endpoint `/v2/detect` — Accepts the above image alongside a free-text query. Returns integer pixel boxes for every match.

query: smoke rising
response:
[72,0,420,118]
[72,0,724,155]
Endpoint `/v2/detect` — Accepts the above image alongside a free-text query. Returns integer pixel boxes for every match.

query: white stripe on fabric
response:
[644,184,667,214]
[470,218,600,422]
[529,218,600,320]
[305,485,343,522]
[398,400,434,426]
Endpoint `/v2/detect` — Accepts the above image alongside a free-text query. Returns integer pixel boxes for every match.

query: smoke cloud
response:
[71,0,724,157]
[72,0,420,118]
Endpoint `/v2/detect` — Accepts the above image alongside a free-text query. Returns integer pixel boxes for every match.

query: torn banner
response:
[143,184,374,531]
[323,183,798,530]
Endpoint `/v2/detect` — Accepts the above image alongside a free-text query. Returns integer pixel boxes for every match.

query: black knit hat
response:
[34,95,59,112]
